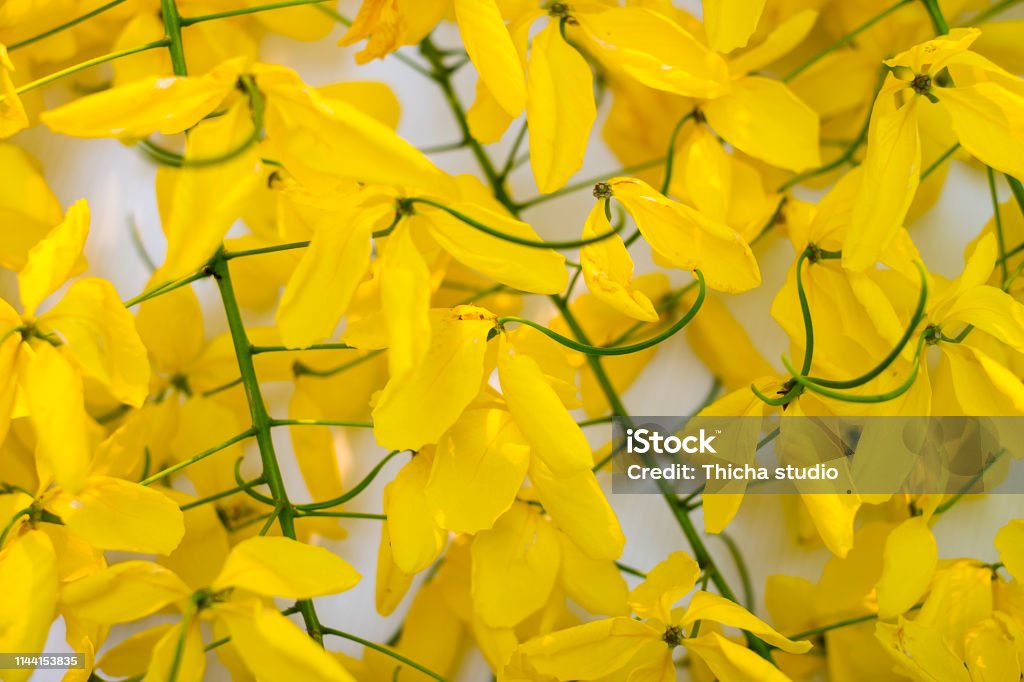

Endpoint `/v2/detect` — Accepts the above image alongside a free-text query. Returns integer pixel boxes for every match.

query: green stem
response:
[783,0,913,82]
[934,448,1005,514]
[160,0,188,75]
[295,450,403,511]
[549,297,775,662]
[323,629,448,682]
[140,429,255,486]
[123,270,208,308]
[615,562,648,579]
[9,0,128,51]
[296,511,387,520]
[921,143,959,180]
[180,0,329,25]
[269,418,373,429]
[6,40,170,99]
[716,532,755,611]
[209,250,323,643]
[165,605,196,682]
[408,197,626,250]
[252,342,354,354]
[180,478,266,511]
[499,272,705,356]
[293,349,384,378]
[779,101,872,191]
[660,111,696,195]
[806,261,928,389]
[515,157,666,211]
[795,250,815,376]
[987,168,1009,285]
[224,241,310,260]
[920,0,950,33]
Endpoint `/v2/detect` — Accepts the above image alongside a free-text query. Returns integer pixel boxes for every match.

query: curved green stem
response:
[233,457,277,506]
[795,250,815,376]
[140,429,256,486]
[500,271,706,356]
[780,336,926,403]
[921,143,959,179]
[988,167,1010,285]
[806,260,928,389]
[5,40,170,100]
[515,157,667,211]
[323,628,448,682]
[295,450,403,511]
[180,0,329,25]
[9,0,128,51]
[408,197,626,250]
[783,0,913,82]
[180,477,266,511]
[660,111,696,195]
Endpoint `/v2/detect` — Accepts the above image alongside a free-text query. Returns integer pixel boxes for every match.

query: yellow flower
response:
[601,176,762,294]
[1,200,149,493]
[518,550,810,682]
[63,536,361,682]
[845,28,1024,270]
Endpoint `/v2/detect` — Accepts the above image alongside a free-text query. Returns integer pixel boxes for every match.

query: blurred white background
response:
[8,1,1023,679]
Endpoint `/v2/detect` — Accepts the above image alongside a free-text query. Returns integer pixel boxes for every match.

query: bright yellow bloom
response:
[0,43,27,138]
[518,550,810,681]
[63,536,361,682]
[845,28,1024,270]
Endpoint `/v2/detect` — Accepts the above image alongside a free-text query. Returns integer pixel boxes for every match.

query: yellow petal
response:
[685,632,794,682]
[470,503,561,627]
[287,387,345,504]
[372,307,495,451]
[142,619,205,682]
[728,9,818,75]
[135,285,205,374]
[526,21,595,193]
[97,625,175,679]
[686,294,774,391]
[258,64,452,195]
[218,600,357,682]
[318,81,401,129]
[935,285,1024,353]
[964,619,1022,682]
[680,591,812,653]
[0,531,57,682]
[498,340,593,474]
[40,66,237,138]
[275,203,380,349]
[557,531,629,616]
[41,277,151,407]
[467,78,515,144]
[455,0,526,116]
[936,81,1024,179]
[212,536,360,598]
[610,177,761,293]
[0,299,23,448]
[49,476,184,555]
[20,343,90,494]
[379,221,432,382]
[578,7,729,98]
[876,616,972,681]
[60,561,190,624]
[580,202,657,321]
[384,451,447,575]
[423,201,567,294]
[517,617,661,680]
[702,76,821,172]
[375,523,414,617]
[933,343,1024,416]
[0,44,29,139]
[629,550,700,622]
[154,99,263,282]
[876,516,937,619]
[0,143,63,271]
[424,407,530,534]
[995,519,1024,581]
[18,198,88,316]
[843,86,920,272]
[703,0,767,53]
[529,457,625,561]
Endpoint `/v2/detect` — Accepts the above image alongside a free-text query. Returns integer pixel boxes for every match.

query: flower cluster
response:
[2,0,1024,681]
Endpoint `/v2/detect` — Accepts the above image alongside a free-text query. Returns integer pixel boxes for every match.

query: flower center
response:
[911,74,932,95]
[593,182,613,199]
[662,625,684,647]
